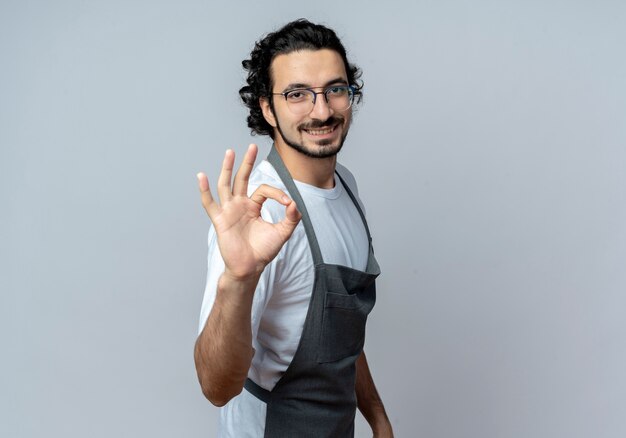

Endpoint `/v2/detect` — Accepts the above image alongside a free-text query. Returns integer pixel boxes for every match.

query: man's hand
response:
[197,144,301,281]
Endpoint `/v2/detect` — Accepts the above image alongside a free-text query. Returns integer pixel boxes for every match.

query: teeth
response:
[306,127,334,135]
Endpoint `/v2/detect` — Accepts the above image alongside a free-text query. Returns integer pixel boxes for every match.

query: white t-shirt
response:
[198,159,369,437]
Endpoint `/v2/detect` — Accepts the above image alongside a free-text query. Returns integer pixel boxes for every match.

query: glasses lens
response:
[285,89,314,115]
[326,86,353,111]
[284,86,354,115]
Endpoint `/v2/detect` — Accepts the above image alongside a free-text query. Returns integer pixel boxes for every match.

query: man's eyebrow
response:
[281,78,348,92]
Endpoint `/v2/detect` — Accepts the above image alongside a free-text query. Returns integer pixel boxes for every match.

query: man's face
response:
[263,49,353,159]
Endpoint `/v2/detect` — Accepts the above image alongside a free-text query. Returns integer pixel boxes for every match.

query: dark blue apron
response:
[244,146,380,437]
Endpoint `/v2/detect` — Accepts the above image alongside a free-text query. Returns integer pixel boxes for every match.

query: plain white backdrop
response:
[2,1,625,437]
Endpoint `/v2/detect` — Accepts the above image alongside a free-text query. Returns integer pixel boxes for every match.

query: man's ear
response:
[260,97,277,128]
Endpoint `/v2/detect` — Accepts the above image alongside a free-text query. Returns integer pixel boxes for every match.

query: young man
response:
[195,19,393,437]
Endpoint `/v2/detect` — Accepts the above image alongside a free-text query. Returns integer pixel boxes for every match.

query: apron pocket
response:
[316,291,372,363]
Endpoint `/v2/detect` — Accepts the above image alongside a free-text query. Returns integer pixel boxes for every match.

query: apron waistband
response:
[244,378,270,403]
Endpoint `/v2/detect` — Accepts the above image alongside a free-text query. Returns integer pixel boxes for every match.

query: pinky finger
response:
[197,172,218,217]
[197,172,210,192]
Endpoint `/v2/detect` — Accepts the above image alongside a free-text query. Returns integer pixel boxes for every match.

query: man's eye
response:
[327,86,347,96]
[286,91,307,101]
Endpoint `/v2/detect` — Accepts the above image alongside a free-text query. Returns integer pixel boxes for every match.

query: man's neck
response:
[274,142,337,189]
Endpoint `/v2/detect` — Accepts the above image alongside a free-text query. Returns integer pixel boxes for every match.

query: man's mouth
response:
[302,125,337,136]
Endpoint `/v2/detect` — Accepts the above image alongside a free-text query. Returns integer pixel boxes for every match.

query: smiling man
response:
[194,19,393,437]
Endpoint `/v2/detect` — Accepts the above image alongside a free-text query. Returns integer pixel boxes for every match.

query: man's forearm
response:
[194,272,259,406]
[356,351,393,437]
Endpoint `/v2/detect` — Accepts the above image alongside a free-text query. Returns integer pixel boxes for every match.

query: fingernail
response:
[282,195,291,203]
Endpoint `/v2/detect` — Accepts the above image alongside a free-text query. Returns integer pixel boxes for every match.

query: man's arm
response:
[194,273,258,406]
[356,351,394,437]
[193,144,300,406]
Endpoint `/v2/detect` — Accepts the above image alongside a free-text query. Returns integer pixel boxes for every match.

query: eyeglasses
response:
[272,85,356,115]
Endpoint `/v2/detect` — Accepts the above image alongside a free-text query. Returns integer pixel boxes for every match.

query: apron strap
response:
[334,170,373,244]
[267,146,324,265]
[335,169,379,274]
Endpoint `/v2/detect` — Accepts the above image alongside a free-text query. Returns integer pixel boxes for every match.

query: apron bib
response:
[244,146,380,437]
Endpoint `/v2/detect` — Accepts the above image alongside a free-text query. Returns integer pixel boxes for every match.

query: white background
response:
[2,0,625,437]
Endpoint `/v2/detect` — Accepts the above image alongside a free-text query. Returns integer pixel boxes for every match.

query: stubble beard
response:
[275,115,350,159]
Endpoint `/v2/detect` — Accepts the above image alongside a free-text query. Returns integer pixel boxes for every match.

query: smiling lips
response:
[302,124,337,136]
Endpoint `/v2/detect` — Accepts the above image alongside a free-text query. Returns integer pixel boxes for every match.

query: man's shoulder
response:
[335,162,360,196]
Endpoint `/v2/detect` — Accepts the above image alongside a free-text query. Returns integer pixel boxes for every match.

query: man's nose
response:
[309,93,333,120]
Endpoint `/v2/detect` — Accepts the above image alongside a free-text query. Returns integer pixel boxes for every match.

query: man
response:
[195,19,393,437]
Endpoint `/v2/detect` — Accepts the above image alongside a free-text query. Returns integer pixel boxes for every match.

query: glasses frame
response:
[272,85,357,115]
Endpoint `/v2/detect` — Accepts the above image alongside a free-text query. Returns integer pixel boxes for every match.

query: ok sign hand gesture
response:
[197,144,301,283]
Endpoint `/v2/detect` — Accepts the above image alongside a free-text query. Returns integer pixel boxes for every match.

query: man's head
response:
[239,19,362,158]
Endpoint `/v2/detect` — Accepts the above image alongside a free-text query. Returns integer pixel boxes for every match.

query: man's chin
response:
[315,138,338,147]
[298,141,343,159]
